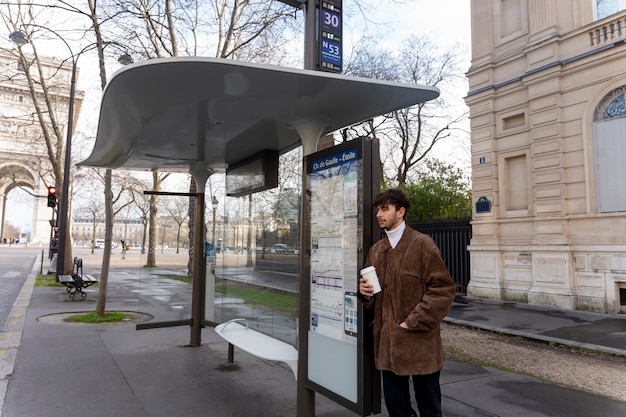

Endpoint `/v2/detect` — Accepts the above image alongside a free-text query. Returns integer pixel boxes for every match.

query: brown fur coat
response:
[362,226,456,375]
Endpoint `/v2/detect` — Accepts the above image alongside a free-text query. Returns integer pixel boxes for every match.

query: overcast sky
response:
[4,0,472,231]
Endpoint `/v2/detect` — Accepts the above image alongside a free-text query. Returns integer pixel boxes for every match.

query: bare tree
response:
[2,0,137,314]
[145,171,170,266]
[77,198,105,254]
[105,0,301,275]
[78,0,142,316]
[343,35,468,185]
[129,180,152,255]
[255,206,274,259]
[166,194,189,254]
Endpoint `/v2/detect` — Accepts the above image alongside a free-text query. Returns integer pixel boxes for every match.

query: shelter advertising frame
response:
[299,137,381,415]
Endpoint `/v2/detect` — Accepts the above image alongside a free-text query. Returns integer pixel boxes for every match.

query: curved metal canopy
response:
[80,57,439,172]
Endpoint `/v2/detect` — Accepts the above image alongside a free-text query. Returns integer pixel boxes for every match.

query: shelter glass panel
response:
[130,148,302,347]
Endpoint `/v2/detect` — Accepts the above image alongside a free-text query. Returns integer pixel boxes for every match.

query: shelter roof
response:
[80,57,439,173]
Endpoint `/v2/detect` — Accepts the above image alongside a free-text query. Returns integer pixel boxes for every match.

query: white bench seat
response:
[58,275,74,283]
[215,319,298,379]
[82,274,98,283]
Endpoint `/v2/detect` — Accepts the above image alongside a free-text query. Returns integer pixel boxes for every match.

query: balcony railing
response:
[590,11,626,46]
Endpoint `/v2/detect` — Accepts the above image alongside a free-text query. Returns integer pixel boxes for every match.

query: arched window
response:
[593,86,626,212]
[595,87,626,121]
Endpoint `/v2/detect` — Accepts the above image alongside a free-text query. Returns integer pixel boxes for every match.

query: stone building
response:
[71,217,147,248]
[465,1,626,313]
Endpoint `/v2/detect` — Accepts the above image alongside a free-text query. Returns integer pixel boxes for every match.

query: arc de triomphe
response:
[0,48,83,245]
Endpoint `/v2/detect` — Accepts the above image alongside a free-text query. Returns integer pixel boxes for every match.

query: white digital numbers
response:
[322,10,341,29]
[322,40,340,57]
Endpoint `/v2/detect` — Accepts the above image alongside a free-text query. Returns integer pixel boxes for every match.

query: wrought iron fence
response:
[408,218,472,294]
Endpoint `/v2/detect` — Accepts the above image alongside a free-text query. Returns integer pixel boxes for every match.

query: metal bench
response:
[215,318,298,379]
[57,257,99,299]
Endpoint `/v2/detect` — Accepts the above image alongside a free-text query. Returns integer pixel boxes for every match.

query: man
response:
[359,188,456,417]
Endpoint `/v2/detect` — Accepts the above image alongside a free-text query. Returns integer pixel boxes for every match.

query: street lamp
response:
[211,196,219,250]
[117,54,133,65]
[10,27,78,277]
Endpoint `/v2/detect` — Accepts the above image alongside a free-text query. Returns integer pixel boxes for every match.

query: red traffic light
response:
[47,186,57,208]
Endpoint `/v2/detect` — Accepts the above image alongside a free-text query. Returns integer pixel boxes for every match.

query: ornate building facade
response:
[466,1,626,313]
[0,48,83,245]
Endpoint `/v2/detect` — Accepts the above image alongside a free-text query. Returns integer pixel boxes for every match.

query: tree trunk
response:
[95,169,113,316]
[141,215,148,254]
[146,171,161,267]
[246,195,254,267]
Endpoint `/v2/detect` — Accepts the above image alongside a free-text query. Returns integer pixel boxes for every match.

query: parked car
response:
[272,243,294,254]
[94,239,117,249]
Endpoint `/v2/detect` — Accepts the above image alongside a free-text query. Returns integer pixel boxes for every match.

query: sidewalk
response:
[1,262,625,416]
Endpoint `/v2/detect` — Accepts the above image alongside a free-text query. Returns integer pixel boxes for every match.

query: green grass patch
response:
[35,274,99,287]
[67,311,130,323]
[215,278,298,316]
[155,275,298,317]
[161,274,193,284]
[35,274,63,287]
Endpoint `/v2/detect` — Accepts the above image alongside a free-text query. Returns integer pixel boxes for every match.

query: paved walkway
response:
[0,257,625,416]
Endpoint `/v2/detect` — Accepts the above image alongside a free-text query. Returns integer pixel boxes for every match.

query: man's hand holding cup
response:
[360,266,382,297]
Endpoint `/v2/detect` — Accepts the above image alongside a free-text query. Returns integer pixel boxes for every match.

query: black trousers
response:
[381,370,442,417]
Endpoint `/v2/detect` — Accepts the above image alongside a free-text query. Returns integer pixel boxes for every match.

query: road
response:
[0,246,40,328]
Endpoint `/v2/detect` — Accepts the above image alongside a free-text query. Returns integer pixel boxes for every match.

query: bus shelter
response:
[80,56,439,416]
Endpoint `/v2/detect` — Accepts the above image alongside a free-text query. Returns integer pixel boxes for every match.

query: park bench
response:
[215,318,298,379]
[57,257,99,299]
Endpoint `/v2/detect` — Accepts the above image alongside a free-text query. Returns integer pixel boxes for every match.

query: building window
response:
[593,86,626,212]
[596,0,626,20]
[495,0,527,43]
[505,154,528,211]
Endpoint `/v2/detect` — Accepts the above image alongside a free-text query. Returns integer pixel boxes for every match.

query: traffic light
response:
[47,186,57,208]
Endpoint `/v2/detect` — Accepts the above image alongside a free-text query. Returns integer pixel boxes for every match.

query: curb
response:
[443,316,626,357]
[0,263,37,415]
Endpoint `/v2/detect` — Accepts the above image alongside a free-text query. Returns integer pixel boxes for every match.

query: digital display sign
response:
[226,150,279,197]
[319,0,342,73]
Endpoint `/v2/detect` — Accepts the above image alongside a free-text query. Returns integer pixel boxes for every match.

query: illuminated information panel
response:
[309,147,359,342]
[319,0,342,72]
[304,138,380,416]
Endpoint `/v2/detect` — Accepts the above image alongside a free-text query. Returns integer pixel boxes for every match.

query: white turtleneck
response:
[385,221,406,248]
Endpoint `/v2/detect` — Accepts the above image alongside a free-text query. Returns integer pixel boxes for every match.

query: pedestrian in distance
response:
[359,187,456,417]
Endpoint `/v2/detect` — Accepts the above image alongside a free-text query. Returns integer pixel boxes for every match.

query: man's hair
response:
[372,188,411,218]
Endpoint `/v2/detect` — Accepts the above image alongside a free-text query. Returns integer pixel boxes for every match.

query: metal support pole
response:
[190,185,206,347]
[304,0,317,70]
[296,4,319,417]
[228,343,234,363]
[295,119,325,417]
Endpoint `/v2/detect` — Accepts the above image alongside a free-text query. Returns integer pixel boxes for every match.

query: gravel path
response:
[441,322,626,402]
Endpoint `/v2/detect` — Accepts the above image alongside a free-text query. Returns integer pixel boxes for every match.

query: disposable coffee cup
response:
[360,266,382,294]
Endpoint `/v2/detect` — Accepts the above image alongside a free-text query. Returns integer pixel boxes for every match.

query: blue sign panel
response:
[319,0,342,72]
[310,148,358,173]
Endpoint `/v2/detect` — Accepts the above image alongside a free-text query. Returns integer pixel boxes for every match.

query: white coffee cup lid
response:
[360,266,375,274]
